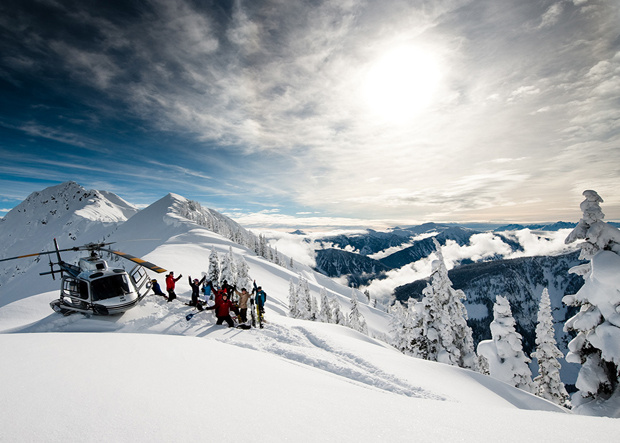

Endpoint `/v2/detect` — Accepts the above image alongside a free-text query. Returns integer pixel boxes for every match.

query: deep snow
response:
[1,190,619,441]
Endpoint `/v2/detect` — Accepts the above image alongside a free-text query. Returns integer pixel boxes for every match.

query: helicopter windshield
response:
[90,274,131,301]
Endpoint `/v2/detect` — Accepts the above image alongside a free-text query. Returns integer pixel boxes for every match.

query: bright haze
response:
[1,0,618,230]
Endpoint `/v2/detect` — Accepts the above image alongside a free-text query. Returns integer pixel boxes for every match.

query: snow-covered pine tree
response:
[411,239,477,369]
[563,190,620,414]
[478,354,490,376]
[408,300,431,360]
[319,287,333,323]
[207,248,220,286]
[235,256,252,291]
[295,277,312,320]
[310,296,319,321]
[348,289,368,335]
[220,247,236,286]
[331,298,346,325]
[288,279,299,318]
[531,288,570,407]
[390,300,411,354]
[477,295,533,392]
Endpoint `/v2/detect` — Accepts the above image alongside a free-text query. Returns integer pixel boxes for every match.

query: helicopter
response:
[0,239,167,316]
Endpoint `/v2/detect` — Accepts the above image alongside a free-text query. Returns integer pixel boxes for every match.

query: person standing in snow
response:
[166,271,182,302]
[188,275,206,307]
[205,292,235,327]
[254,281,267,319]
[234,287,251,323]
[202,279,214,300]
[221,279,235,300]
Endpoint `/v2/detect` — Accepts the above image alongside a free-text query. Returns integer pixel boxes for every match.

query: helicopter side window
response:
[90,275,131,302]
[79,281,89,299]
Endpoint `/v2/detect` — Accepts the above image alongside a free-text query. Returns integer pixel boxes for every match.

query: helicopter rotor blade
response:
[0,247,79,263]
[101,248,167,274]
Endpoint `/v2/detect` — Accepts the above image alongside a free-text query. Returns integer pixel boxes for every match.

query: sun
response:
[363,46,442,122]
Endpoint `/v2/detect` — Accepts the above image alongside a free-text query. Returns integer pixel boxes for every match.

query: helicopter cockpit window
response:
[90,274,131,301]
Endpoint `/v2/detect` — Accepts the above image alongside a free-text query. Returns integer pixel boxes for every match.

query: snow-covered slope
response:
[1,183,619,441]
[0,181,138,301]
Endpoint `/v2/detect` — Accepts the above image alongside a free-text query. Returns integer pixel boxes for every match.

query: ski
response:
[250,297,256,327]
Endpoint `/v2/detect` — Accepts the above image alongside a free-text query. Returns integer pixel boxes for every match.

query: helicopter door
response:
[129,265,150,299]
[61,277,89,308]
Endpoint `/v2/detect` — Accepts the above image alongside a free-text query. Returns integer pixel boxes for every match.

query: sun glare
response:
[363,46,442,122]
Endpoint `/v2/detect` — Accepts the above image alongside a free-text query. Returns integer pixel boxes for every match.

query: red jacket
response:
[166,274,181,291]
[208,297,234,317]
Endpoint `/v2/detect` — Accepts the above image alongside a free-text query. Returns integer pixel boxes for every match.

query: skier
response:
[166,271,182,302]
[234,287,251,323]
[188,275,206,307]
[151,279,166,297]
[205,292,235,327]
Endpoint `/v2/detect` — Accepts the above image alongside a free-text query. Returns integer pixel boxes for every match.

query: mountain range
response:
[1,181,619,435]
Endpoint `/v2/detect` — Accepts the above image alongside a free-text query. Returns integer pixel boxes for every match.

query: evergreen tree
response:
[410,239,477,369]
[477,295,533,392]
[331,298,346,325]
[532,288,570,407]
[310,296,319,321]
[390,300,413,354]
[220,246,236,286]
[288,279,299,318]
[235,256,252,291]
[363,289,371,302]
[295,277,312,320]
[347,289,368,335]
[478,354,490,376]
[319,287,333,323]
[563,190,620,413]
[207,248,220,286]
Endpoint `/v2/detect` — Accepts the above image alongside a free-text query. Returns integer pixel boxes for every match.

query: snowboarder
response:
[166,271,182,302]
[188,275,206,307]
[205,292,235,327]
[151,279,166,297]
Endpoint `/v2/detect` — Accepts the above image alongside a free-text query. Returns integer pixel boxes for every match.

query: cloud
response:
[362,228,579,302]
[1,0,619,224]
[538,2,564,29]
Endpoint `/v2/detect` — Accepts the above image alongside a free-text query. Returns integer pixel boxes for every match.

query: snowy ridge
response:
[1,183,619,441]
[0,181,138,291]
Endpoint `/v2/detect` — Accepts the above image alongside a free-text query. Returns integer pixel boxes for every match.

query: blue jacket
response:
[253,281,266,307]
[255,290,266,308]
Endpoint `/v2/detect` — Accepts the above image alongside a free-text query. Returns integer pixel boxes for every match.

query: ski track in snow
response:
[6,295,439,401]
[220,322,445,401]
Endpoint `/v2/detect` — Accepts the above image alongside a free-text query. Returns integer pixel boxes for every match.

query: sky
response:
[1,0,619,230]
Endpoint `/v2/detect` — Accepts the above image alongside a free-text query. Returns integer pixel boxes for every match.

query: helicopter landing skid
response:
[50,299,76,316]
